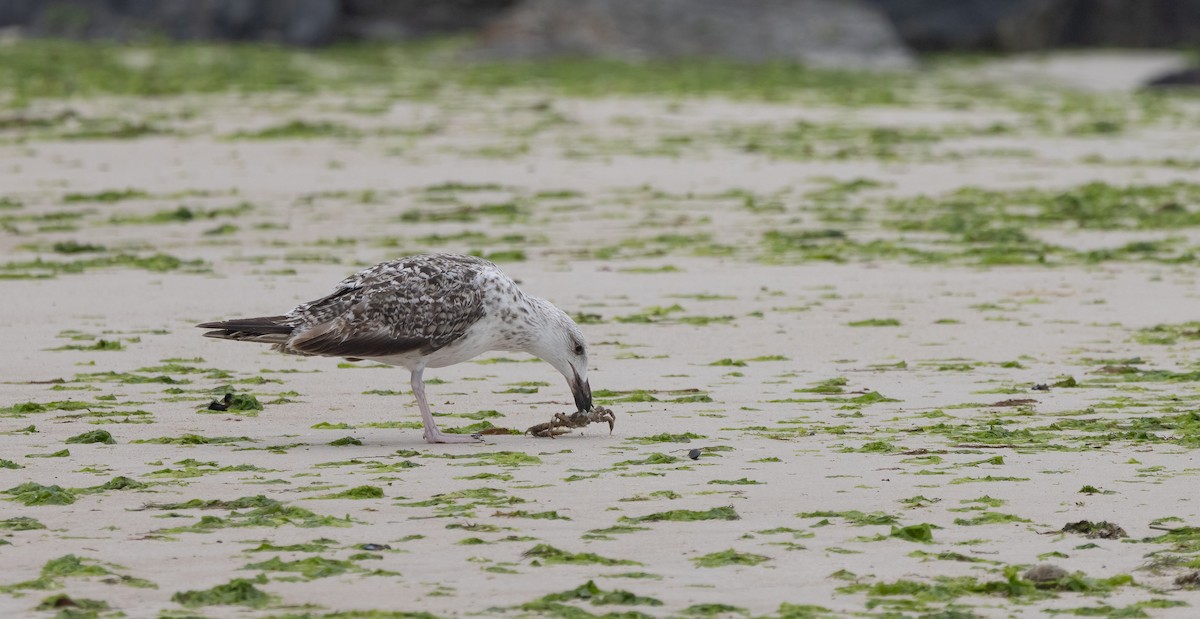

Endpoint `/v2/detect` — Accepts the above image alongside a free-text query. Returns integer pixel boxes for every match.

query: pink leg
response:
[411,366,480,444]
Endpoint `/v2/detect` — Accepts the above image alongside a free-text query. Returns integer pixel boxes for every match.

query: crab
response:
[526,406,615,438]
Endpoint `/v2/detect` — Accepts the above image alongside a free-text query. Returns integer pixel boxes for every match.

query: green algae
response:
[4,482,76,505]
[315,459,419,473]
[953,512,1032,526]
[527,580,662,608]
[314,485,384,500]
[622,506,740,523]
[1138,526,1200,553]
[65,429,114,444]
[797,510,898,526]
[839,565,1135,609]
[35,593,110,612]
[908,550,995,566]
[25,449,69,458]
[510,601,654,619]
[0,253,208,278]
[522,544,640,567]
[154,496,352,533]
[615,453,681,466]
[133,434,254,444]
[962,496,1005,508]
[950,476,1031,485]
[843,440,900,453]
[171,576,272,608]
[627,432,706,443]
[1135,322,1200,345]
[889,181,1200,234]
[62,188,148,203]
[219,391,263,412]
[2,554,154,593]
[583,525,650,540]
[1054,600,1187,617]
[0,516,45,530]
[145,459,274,478]
[245,539,338,553]
[679,603,749,617]
[78,476,147,494]
[229,120,360,140]
[311,422,354,429]
[797,377,848,394]
[848,318,901,327]
[1,400,100,417]
[890,523,936,543]
[425,451,541,467]
[620,490,683,502]
[692,549,770,568]
[49,338,125,351]
[494,510,570,520]
[243,556,357,579]
[398,487,523,517]
[444,420,515,435]
[150,495,279,511]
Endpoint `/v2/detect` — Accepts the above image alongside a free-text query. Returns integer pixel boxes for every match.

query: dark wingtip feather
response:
[195,316,293,335]
[202,329,289,344]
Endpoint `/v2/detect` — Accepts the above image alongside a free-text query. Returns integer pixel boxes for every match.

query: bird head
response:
[525,300,592,413]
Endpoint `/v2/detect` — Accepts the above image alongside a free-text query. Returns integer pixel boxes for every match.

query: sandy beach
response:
[2,48,1200,618]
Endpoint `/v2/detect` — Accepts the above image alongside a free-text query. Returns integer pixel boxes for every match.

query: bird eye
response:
[574,344,585,356]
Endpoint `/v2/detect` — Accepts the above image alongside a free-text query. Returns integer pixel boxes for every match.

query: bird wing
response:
[284,256,488,359]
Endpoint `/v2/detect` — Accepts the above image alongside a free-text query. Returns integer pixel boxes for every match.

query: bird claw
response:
[525,406,616,438]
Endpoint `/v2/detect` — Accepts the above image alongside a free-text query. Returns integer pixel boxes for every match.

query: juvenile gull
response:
[197,254,593,444]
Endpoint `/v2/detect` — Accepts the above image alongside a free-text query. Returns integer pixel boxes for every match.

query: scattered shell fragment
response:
[206,393,232,411]
[1024,564,1068,582]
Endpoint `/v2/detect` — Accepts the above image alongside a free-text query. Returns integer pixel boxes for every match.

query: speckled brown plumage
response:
[198,253,594,444]
[279,254,493,358]
[198,254,520,358]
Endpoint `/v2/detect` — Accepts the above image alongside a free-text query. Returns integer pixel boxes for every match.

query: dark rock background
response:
[473,0,914,69]
[0,0,1198,57]
[868,0,1200,51]
[0,0,518,47]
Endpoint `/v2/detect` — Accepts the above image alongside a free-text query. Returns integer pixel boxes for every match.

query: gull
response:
[197,254,593,444]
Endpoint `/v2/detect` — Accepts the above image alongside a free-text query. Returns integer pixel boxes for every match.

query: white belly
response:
[370,319,506,370]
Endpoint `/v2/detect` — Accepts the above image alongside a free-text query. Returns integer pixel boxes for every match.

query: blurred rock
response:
[0,0,39,28]
[868,0,1200,51]
[475,0,915,70]
[3,0,1196,54]
[997,0,1200,50]
[961,51,1192,92]
[0,0,520,45]
[0,0,340,46]
[340,0,517,40]
[1144,67,1200,89]
[864,0,1027,50]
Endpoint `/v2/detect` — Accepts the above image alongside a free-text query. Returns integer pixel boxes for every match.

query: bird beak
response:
[571,368,592,412]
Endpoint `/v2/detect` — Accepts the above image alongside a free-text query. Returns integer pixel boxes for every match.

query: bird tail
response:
[197,316,294,345]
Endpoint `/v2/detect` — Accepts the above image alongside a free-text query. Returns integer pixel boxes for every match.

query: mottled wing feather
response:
[288,328,430,358]
[282,255,490,359]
